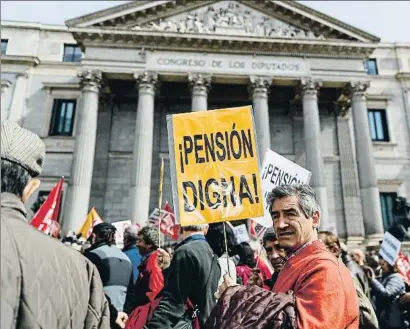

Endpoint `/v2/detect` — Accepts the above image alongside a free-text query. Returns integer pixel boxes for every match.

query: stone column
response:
[129,71,158,227]
[299,78,329,228]
[8,73,28,124]
[347,81,384,243]
[1,80,12,120]
[63,70,102,233]
[249,76,271,157]
[335,103,365,247]
[189,74,211,112]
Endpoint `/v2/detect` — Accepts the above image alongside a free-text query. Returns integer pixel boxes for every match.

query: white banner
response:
[112,220,132,248]
[379,231,401,266]
[252,149,312,227]
[233,224,250,244]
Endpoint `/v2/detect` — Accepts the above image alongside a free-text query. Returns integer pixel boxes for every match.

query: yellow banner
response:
[170,106,263,226]
[77,207,103,239]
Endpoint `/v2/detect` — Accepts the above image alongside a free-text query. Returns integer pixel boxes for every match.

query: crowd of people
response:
[2,120,410,329]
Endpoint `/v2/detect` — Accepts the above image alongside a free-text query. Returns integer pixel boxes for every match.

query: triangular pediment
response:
[65,0,380,43]
[132,1,326,40]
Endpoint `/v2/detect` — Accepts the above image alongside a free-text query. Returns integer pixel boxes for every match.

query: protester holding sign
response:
[145,224,220,329]
[206,222,238,287]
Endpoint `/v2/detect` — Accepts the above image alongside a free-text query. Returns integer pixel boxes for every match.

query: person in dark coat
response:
[144,224,221,329]
[84,223,133,313]
[370,257,405,329]
[122,225,142,283]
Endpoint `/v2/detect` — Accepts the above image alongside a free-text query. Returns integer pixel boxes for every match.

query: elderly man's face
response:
[265,240,286,272]
[271,196,320,252]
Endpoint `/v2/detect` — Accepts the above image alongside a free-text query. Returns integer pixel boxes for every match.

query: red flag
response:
[160,203,179,240]
[249,220,267,240]
[397,251,410,285]
[30,177,64,238]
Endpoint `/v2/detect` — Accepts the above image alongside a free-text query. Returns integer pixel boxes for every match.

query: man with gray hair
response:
[269,184,359,329]
[0,121,110,329]
[218,185,361,329]
[145,224,220,329]
[122,225,142,283]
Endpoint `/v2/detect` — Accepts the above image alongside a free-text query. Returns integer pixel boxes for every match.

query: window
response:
[380,192,397,231]
[364,59,378,75]
[49,99,77,136]
[63,44,81,62]
[368,109,389,142]
[1,39,8,55]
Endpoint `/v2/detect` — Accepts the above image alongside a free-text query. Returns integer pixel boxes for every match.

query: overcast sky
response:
[1,1,409,43]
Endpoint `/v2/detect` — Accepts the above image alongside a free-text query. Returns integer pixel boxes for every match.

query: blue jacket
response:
[123,245,142,283]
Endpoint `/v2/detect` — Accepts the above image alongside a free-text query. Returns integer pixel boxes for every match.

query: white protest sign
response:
[379,231,401,266]
[112,220,132,248]
[233,224,250,244]
[325,222,338,235]
[253,149,312,227]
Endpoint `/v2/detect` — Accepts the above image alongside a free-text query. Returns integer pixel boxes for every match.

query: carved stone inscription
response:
[146,51,308,76]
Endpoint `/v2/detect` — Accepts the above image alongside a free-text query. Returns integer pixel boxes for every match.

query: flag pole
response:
[223,222,231,277]
[158,157,165,248]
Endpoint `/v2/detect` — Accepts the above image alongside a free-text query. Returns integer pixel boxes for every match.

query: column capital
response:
[188,74,211,96]
[248,76,271,99]
[1,80,12,91]
[343,81,370,99]
[78,69,102,92]
[16,72,29,79]
[298,78,322,97]
[134,71,158,95]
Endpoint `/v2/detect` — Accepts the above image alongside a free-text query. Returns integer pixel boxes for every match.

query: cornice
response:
[277,1,380,42]
[65,1,171,27]
[70,28,377,59]
[0,55,40,66]
[42,82,81,90]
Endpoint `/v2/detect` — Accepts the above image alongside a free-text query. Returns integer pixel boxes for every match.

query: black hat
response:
[93,223,117,234]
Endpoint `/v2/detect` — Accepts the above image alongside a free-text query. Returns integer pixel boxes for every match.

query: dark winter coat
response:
[145,234,220,329]
[204,285,297,329]
[342,253,371,298]
[372,272,405,328]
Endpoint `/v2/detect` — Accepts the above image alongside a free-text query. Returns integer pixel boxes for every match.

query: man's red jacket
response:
[273,240,359,329]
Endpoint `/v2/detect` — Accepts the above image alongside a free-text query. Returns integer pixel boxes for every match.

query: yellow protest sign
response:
[167,105,263,226]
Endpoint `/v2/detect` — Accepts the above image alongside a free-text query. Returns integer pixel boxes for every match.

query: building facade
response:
[1,0,409,246]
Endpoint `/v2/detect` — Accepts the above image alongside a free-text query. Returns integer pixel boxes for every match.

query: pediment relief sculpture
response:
[131,1,325,40]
